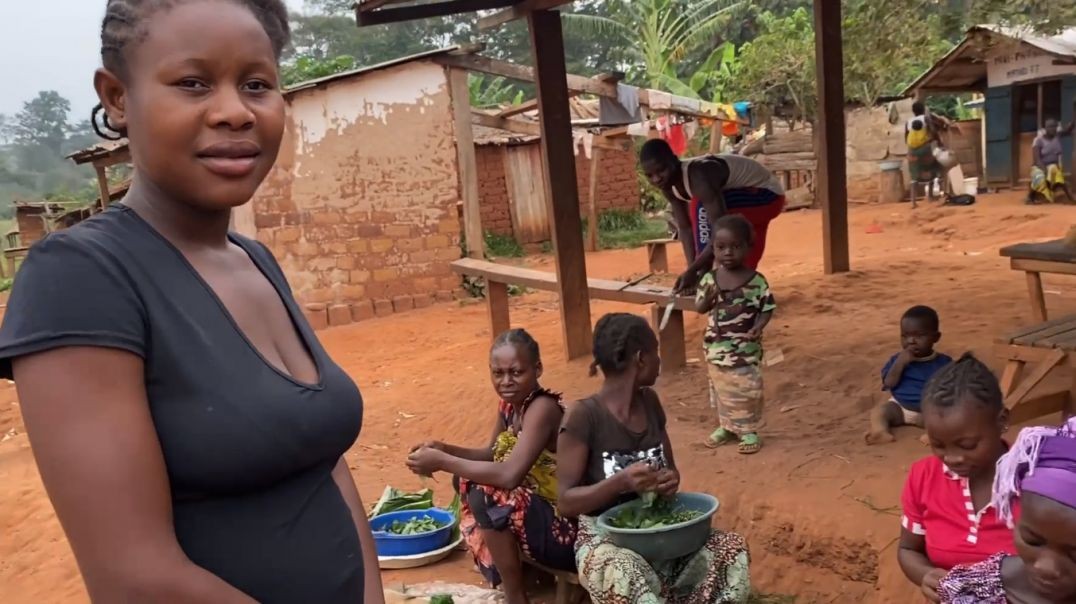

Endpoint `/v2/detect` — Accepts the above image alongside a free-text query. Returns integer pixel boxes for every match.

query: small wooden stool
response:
[643,238,675,273]
[521,556,587,604]
[994,315,1076,424]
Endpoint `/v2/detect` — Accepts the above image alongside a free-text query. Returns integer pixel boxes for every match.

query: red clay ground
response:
[1,192,1075,603]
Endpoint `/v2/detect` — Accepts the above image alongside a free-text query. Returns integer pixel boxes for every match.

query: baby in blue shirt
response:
[865,305,952,445]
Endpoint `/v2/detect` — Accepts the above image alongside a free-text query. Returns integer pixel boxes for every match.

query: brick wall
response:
[250,61,462,329]
[476,144,641,237]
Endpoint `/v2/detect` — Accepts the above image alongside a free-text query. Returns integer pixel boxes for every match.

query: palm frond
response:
[650,73,701,100]
[560,13,634,42]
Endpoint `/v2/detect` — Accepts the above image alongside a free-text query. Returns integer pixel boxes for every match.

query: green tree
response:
[561,0,743,94]
[468,75,523,109]
[4,91,72,156]
[729,8,816,125]
[281,55,357,87]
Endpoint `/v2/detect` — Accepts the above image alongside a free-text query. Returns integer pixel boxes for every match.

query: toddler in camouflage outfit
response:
[695,214,776,454]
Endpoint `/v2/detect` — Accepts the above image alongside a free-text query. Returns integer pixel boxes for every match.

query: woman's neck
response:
[123,173,233,249]
[596,375,638,419]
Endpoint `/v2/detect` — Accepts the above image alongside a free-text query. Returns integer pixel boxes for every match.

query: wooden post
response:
[585,147,602,252]
[528,9,592,359]
[708,121,721,154]
[1026,271,1048,322]
[449,67,484,259]
[812,0,850,274]
[94,164,110,212]
[486,280,511,338]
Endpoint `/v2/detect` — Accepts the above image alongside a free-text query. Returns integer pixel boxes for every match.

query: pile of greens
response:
[606,493,703,530]
[386,515,446,535]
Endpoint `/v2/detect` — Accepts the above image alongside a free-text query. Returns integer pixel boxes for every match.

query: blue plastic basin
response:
[596,492,719,562]
[370,508,455,557]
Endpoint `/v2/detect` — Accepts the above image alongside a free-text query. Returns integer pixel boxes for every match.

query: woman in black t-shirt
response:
[557,313,751,603]
[0,2,379,602]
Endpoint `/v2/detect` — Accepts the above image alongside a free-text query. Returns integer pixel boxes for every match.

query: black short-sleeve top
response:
[0,204,365,602]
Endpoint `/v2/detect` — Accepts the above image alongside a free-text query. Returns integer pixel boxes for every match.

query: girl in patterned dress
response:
[557,313,751,604]
[938,417,1076,603]
[407,329,576,604]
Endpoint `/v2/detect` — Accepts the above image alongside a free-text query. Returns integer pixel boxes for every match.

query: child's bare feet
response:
[865,429,897,445]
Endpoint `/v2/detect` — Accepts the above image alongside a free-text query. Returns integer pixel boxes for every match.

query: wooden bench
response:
[451,258,695,367]
[1000,239,1076,322]
[994,315,1076,424]
[2,246,28,279]
[522,556,587,604]
[643,238,676,273]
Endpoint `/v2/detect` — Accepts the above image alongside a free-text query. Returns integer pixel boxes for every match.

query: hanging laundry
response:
[598,84,641,126]
[663,122,688,156]
[626,120,650,137]
[648,90,673,110]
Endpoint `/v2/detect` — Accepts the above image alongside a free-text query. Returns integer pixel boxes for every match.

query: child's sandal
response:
[738,433,762,455]
[704,428,736,449]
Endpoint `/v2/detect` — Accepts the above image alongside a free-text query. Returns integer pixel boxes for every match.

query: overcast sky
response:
[0,0,308,121]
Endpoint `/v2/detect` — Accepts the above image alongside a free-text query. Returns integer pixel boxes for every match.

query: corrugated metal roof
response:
[283,46,459,94]
[903,25,1076,95]
[66,139,128,164]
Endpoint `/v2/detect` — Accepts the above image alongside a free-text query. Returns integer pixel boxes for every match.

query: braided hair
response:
[91,0,291,140]
[589,313,658,377]
[921,352,1003,412]
[493,328,541,365]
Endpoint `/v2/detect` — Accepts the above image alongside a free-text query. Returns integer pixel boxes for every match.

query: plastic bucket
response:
[370,508,455,557]
[964,177,978,195]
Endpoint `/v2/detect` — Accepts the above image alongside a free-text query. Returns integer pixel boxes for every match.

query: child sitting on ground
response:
[696,214,775,455]
[866,305,952,445]
[897,353,1018,603]
[557,313,750,603]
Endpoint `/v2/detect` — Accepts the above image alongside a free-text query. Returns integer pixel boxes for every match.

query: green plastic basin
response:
[596,492,719,562]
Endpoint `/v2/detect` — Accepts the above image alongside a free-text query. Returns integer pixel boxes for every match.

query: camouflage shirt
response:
[696,271,776,368]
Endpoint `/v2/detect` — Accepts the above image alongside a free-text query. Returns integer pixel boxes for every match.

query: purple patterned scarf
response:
[992,417,1076,527]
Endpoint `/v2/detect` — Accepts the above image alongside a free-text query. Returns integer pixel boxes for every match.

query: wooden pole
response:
[708,121,721,154]
[812,0,850,274]
[94,165,110,212]
[585,147,602,252]
[448,68,485,259]
[528,9,592,359]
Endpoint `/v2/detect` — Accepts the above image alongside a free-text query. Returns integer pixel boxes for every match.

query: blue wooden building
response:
[904,26,1076,189]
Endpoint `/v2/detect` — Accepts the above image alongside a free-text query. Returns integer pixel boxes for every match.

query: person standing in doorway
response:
[1029,117,1075,204]
[640,139,785,294]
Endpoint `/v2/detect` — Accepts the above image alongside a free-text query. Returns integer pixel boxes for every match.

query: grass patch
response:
[483,230,524,258]
[597,210,668,250]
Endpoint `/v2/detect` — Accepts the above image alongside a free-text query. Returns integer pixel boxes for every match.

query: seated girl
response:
[898,353,1018,602]
[407,329,576,604]
[556,312,750,604]
[937,416,1076,604]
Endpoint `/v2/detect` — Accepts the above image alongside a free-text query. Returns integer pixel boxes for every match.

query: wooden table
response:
[995,315,1076,424]
[1000,239,1076,322]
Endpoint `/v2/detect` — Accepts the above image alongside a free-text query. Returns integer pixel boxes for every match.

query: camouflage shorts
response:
[708,364,764,434]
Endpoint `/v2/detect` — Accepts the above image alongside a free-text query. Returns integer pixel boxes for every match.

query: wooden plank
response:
[528,9,592,360]
[450,258,696,310]
[357,0,517,26]
[472,111,541,136]
[650,303,686,369]
[504,145,551,243]
[812,0,849,274]
[1026,271,1048,322]
[708,121,721,154]
[1012,258,1076,276]
[94,165,110,212]
[999,360,1024,397]
[1012,317,1076,345]
[995,343,1076,368]
[585,147,601,252]
[449,68,484,259]
[435,54,617,98]
[1009,388,1071,425]
[1005,348,1066,408]
[998,314,1076,344]
[486,280,511,339]
[1000,239,1076,262]
[647,239,669,273]
[478,0,567,30]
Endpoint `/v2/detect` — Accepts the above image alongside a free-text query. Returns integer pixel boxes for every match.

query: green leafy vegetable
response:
[386,515,445,535]
[368,487,434,518]
[430,595,455,604]
[607,496,702,530]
